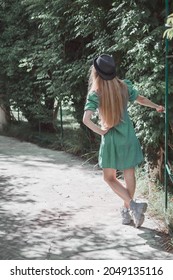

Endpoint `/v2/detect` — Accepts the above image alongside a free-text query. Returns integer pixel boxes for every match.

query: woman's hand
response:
[101,127,110,135]
[136,96,165,113]
[156,105,165,113]
[83,110,110,136]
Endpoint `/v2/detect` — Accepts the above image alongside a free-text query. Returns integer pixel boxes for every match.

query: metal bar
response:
[60,101,64,145]
[164,0,169,210]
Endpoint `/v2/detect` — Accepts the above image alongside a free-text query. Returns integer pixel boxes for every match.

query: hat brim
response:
[93,57,116,80]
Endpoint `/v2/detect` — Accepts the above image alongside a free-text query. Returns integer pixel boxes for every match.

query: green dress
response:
[84,79,144,170]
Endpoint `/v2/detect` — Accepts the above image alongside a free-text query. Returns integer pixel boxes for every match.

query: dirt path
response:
[0,135,172,260]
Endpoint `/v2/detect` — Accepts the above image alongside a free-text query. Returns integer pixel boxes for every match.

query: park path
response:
[0,135,172,260]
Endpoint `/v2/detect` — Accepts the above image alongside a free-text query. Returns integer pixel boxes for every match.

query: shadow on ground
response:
[0,175,173,260]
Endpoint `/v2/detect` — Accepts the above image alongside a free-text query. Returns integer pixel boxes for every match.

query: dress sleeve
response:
[124,79,139,102]
[84,92,99,112]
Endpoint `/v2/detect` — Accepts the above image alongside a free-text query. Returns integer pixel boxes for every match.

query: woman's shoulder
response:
[116,78,132,88]
[89,87,100,94]
[123,79,133,86]
[122,79,139,102]
[87,90,100,98]
[88,90,98,95]
[84,90,99,111]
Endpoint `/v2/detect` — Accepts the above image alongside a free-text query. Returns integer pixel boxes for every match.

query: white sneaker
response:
[121,208,132,225]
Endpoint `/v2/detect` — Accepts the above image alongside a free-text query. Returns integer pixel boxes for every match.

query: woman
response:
[83,54,164,228]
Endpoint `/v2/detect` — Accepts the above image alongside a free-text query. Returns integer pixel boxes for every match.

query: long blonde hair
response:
[88,66,128,128]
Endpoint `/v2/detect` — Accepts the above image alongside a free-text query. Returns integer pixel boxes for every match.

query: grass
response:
[136,166,173,239]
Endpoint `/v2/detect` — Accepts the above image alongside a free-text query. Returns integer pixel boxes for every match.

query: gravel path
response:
[0,135,172,260]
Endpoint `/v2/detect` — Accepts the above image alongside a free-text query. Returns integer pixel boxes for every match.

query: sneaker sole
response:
[132,203,147,228]
[122,220,132,225]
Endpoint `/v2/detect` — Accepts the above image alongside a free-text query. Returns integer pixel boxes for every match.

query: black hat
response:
[93,54,116,80]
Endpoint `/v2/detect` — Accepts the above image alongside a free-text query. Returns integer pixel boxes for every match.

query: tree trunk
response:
[0,105,7,131]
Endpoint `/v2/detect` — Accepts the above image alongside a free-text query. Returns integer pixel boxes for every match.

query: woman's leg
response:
[123,168,136,208]
[103,168,147,227]
[103,168,132,207]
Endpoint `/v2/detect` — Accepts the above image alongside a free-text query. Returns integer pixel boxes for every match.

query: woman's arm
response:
[83,110,109,136]
[136,95,165,112]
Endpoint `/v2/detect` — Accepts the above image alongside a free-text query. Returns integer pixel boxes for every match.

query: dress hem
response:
[99,160,143,171]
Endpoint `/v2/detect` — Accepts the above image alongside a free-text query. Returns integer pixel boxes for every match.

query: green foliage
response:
[107,0,173,170]
[163,13,173,40]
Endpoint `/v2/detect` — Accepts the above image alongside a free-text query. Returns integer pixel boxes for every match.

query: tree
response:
[0,0,172,181]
